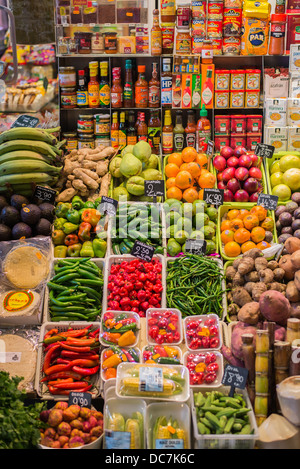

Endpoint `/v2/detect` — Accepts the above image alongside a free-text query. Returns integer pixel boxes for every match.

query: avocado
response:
[0,223,12,241]
[38,203,55,222]
[11,222,32,239]
[20,204,41,226]
[0,205,21,227]
[10,194,29,211]
[34,218,52,236]
[0,196,8,212]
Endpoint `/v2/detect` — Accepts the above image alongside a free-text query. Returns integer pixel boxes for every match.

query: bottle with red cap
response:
[268,14,286,56]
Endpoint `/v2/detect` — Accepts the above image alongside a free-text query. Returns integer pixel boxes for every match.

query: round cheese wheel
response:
[3,245,49,289]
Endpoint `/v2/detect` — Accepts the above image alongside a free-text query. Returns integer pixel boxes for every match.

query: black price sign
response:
[203,188,224,206]
[11,114,39,128]
[206,140,214,157]
[33,185,56,204]
[185,239,207,255]
[257,193,278,211]
[255,143,275,159]
[145,180,165,202]
[99,196,118,216]
[222,364,248,396]
[131,240,155,261]
[68,391,92,408]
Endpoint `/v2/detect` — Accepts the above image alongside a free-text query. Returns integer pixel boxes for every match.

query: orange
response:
[182,187,199,203]
[165,163,180,178]
[234,227,251,244]
[221,219,232,231]
[241,241,257,253]
[175,170,193,190]
[256,240,271,250]
[250,205,268,221]
[243,214,259,231]
[180,163,190,172]
[221,229,235,244]
[224,241,241,257]
[238,209,250,220]
[227,209,240,220]
[182,146,197,163]
[166,186,182,200]
[185,161,201,178]
[166,177,176,189]
[198,171,216,189]
[260,216,274,231]
[168,152,183,167]
[196,153,208,168]
[198,189,204,200]
[250,226,266,243]
[230,218,244,231]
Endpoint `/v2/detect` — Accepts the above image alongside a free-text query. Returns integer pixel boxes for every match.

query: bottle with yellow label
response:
[88,61,100,108]
[119,112,127,150]
[99,61,110,108]
[162,109,173,154]
[111,112,119,150]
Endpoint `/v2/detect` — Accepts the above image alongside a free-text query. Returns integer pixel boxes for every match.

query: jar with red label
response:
[215,115,231,134]
[246,133,262,151]
[215,90,230,108]
[215,69,230,90]
[231,114,246,133]
[177,4,191,28]
[161,23,175,54]
[215,134,230,151]
[61,87,77,109]
[230,70,245,90]
[74,32,92,54]
[246,115,262,133]
[268,13,286,56]
[223,7,242,36]
[245,69,261,90]
[230,133,246,149]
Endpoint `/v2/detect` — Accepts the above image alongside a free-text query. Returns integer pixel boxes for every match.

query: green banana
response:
[0,150,56,164]
[0,159,62,176]
[0,127,58,146]
[0,172,59,187]
[0,139,60,158]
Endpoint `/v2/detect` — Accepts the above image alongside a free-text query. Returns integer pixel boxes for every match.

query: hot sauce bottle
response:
[162,109,173,154]
[185,110,197,148]
[88,61,100,108]
[127,110,137,145]
[148,109,161,154]
[111,67,123,108]
[149,62,160,108]
[151,8,162,55]
[111,111,119,150]
[137,112,148,141]
[99,61,110,108]
[135,65,148,108]
[123,59,134,108]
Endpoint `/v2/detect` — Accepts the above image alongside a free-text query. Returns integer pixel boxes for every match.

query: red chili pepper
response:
[43,343,61,373]
[51,381,89,390]
[48,378,74,385]
[65,337,98,347]
[44,328,58,340]
[60,343,93,353]
[71,365,100,376]
[56,358,71,365]
[60,350,99,360]
[40,370,83,382]
[45,363,73,376]
[70,359,99,368]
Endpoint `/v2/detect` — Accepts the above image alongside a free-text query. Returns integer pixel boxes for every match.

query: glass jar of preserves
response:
[78,135,95,149]
[104,27,118,53]
[58,37,69,55]
[59,66,76,88]
[62,132,78,151]
[91,31,104,53]
[77,114,94,134]
[94,113,110,136]
[74,32,92,54]
[61,87,77,109]
[95,136,111,148]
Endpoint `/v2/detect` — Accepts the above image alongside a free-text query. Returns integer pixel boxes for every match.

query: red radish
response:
[227,178,241,194]
[218,180,227,190]
[243,177,259,194]
[234,189,249,202]
[238,154,252,168]
[249,192,259,202]
[224,188,234,202]
[213,155,227,172]
[235,167,249,181]
[227,156,240,168]
[248,153,259,167]
[220,146,234,159]
[233,146,247,157]
[249,166,262,179]
[222,167,236,182]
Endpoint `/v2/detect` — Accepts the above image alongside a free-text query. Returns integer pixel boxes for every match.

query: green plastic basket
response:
[265,151,300,205]
[218,202,278,262]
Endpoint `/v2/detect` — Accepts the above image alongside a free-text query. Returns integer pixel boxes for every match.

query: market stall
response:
[0,0,300,452]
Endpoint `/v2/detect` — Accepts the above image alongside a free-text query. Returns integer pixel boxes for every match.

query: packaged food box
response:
[101,346,141,382]
[288,126,300,150]
[264,98,287,126]
[264,126,288,151]
[289,72,300,98]
[290,44,300,72]
[287,98,300,126]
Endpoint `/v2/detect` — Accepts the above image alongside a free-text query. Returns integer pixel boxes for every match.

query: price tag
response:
[68,391,92,408]
[206,139,214,157]
[185,239,207,255]
[105,431,131,449]
[155,439,184,449]
[255,143,275,159]
[131,240,155,261]
[203,188,224,206]
[11,115,39,128]
[33,185,56,204]
[139,366,163,393]
[99,195,118,216]
[257,193,278,211]
[144,180,165,202]
[222,364,248,396]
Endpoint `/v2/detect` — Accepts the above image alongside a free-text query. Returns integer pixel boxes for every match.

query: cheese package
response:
[264,126,288,151]
[287,98,300,126]
[288,126,300,150]
[265,98,287,126]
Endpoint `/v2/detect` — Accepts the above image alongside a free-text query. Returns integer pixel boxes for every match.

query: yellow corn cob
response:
[121,377,175,396]
[125,419,141,449]
[157,425,171,439]
[107,412,125,432]
[175,428,187,449]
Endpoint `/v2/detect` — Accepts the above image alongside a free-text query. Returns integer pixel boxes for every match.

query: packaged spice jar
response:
[231,114,246,133]
[215,90,230,108]
[60,87,77,109]
[215,69,230,90]
[230,89,245,108]
[74,32,92,54]
[94,114,110,136]
[245,89,260,108]
[230,70,245,90]
[59,66,76,88]
[222,36,241,55]
[268,13,286,55]
[215,115,231,134]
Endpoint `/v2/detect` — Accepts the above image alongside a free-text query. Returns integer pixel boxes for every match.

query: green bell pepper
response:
[84,201,95,209]
[67,243,82,257]
[92,238,107,258]
[63,222,79,235]
[80,241,94,257]
[54,245,68,258]
[52,229,66,245]
[71,195,85,210]
[65,208,81,225]
[55,202,72,218]
[54,217,67,230]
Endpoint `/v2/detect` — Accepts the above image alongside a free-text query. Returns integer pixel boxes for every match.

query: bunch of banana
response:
[0,127,64,197]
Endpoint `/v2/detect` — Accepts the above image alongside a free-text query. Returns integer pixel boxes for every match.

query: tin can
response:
[208,0,224,18]
[215,115,231,134]
[230,70,245,90]
[223,7,242,36]
[207,18,223,37]
[230,114,246,133]
[230,133,247,149]
[215,90,230,108]
[246,133,262,151]
[247,114,263,133]
[215,134,230,151]
[215,69,230,90]
[230,89,245,108]
[245,69,261,90]
[245,89,260,108]
[222,36,241,55]
[211,38,223,54]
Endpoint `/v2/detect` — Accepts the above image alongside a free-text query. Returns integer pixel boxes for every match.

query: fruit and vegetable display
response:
[110,141,162,201]
[52,196,107,258]
[146,308,182,345]
[269,152,300,203]
[219,205,275,259]
[164,148,216,202]
[48,258,104,322]
[142,345,182,365]
[185,351,222,386]
[110,202,164,255]
[39,401,103,449]
[101,346,140,381]
[39,325,100,397]
[213,146,264,203]
[106,257,163,317]
[100,311,140,347]
[274,194,300,244]
[152,416,188,449]
[105,410,144,449]
[164,198,218,256]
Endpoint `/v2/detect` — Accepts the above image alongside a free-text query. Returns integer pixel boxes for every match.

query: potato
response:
[237,257,255,276]
[279,254,297,281]
[294,271,300,291]
[284,236,300,254]
[290,250,300,271]
[259,290,290,326]
[238,301,260,325]
[286,281,300,303]
[232,287,252,307]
